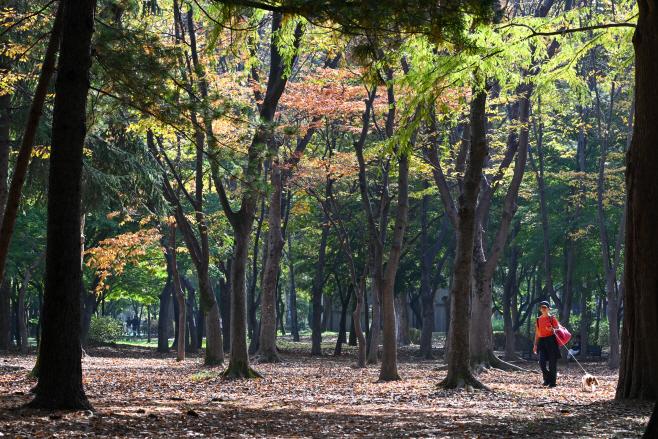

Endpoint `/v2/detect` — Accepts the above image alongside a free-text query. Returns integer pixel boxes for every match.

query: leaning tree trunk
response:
[27,0,95,410]
[618,0,658,407]
[440,89,491,391]
[0,90,10,350]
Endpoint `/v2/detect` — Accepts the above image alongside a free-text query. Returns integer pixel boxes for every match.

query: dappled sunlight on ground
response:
[0,339,651,438]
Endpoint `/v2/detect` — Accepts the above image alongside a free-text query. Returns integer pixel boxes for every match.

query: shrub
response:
[409,328,422,345]
[88,315,123,345]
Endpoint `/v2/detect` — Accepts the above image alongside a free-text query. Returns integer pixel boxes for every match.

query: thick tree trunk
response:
[157,277,172,352]
[440,90,490,390]
[224,222,261,378]
[255,163,285,363]
[618,0,658,402]
[28,0,95,409]
[378,153,409,381]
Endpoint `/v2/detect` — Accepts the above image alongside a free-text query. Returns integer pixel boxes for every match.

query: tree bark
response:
[503,223,520,361]
[182,278,198,354]
[157,275,172,353]
[311,217,329,355]
[28,0,95,409]
[170,225,186,362]
[255,161,285,363]
[618,0,658,402]
[439,89,491,390]
[287,239,299,342]
[395,293,410,346]
[219,259,231,352]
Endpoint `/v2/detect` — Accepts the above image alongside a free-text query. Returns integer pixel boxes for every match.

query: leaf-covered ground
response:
[0,337,652,438]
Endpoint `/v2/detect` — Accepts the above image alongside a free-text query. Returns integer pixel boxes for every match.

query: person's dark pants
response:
[539,348,557,386]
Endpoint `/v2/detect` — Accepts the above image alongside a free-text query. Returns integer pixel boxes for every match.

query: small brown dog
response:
[581,374,600,392]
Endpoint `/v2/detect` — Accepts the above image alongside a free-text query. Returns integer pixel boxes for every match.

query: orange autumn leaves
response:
[84,227,164,293]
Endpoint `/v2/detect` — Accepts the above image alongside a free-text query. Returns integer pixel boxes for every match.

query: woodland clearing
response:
[0,336,652,438]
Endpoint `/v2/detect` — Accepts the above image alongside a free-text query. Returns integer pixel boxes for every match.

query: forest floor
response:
[0,334,653,438]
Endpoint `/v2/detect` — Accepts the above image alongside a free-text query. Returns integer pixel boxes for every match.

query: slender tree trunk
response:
[367,278,381,363]
[220,259,231,352]
[183,279,197,354]
[395,294,410,346]
[311,217,329,356]
[157,276,172,352]
[0,90,10,350]
[288,246,299,342]
[28,0,95,409]
[0,2,64,291]
[503,224,520,361]
[618,0,658,403]
[580,281,589,363]
[170,226,186,362]
[18,249,45,354]
[0,277,8,350]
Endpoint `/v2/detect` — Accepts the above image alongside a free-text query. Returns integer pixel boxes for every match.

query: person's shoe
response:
[548,384,557,388]
[542,381,550,386]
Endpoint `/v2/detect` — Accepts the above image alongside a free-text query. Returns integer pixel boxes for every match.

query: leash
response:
[549,324,589,375]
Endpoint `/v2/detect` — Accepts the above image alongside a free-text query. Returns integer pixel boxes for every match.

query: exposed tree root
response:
[434,364,449,371]
[26,393,94,411]
[252,348,285,364]
[415,349,435,360]
[221,360,262,379]
[471,350,529,373]
[438,371,491,391]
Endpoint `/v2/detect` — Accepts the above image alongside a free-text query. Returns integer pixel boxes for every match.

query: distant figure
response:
[125,316,132,334]
[568,335,581,362]
[132,316,139,336]
[533,301,561,388]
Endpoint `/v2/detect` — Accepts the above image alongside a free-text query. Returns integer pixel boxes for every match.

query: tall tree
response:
[28,0,96,410]
[617,0,658,408]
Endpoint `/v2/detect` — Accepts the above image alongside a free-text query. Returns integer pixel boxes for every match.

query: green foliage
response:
[88,315,123,345]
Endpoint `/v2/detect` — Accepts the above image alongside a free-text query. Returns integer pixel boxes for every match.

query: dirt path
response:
[0,342,652,438]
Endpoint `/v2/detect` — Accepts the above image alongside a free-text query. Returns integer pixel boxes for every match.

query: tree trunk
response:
[311,217,329,356]
[255,163,285,363]
[618,0,658,402]
[170,225,186,362]
[28,0,95,409]
[287,243,299,341]
[580,282,588,363]
[223,221,261,378]
[503,223,520,361]
[334,282,352,356]
[0,89,10,350]
[220,259,231,352]
[157,276,172,352]
[440,89,491,390]
[395,293,411,346]
[0,277,9,349]
[0,2,64,291]
[367,278,381,363]
[378,152,409,381]
[182,278,197,354]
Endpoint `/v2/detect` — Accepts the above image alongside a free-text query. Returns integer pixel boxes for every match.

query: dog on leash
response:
[581,373,600,392]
